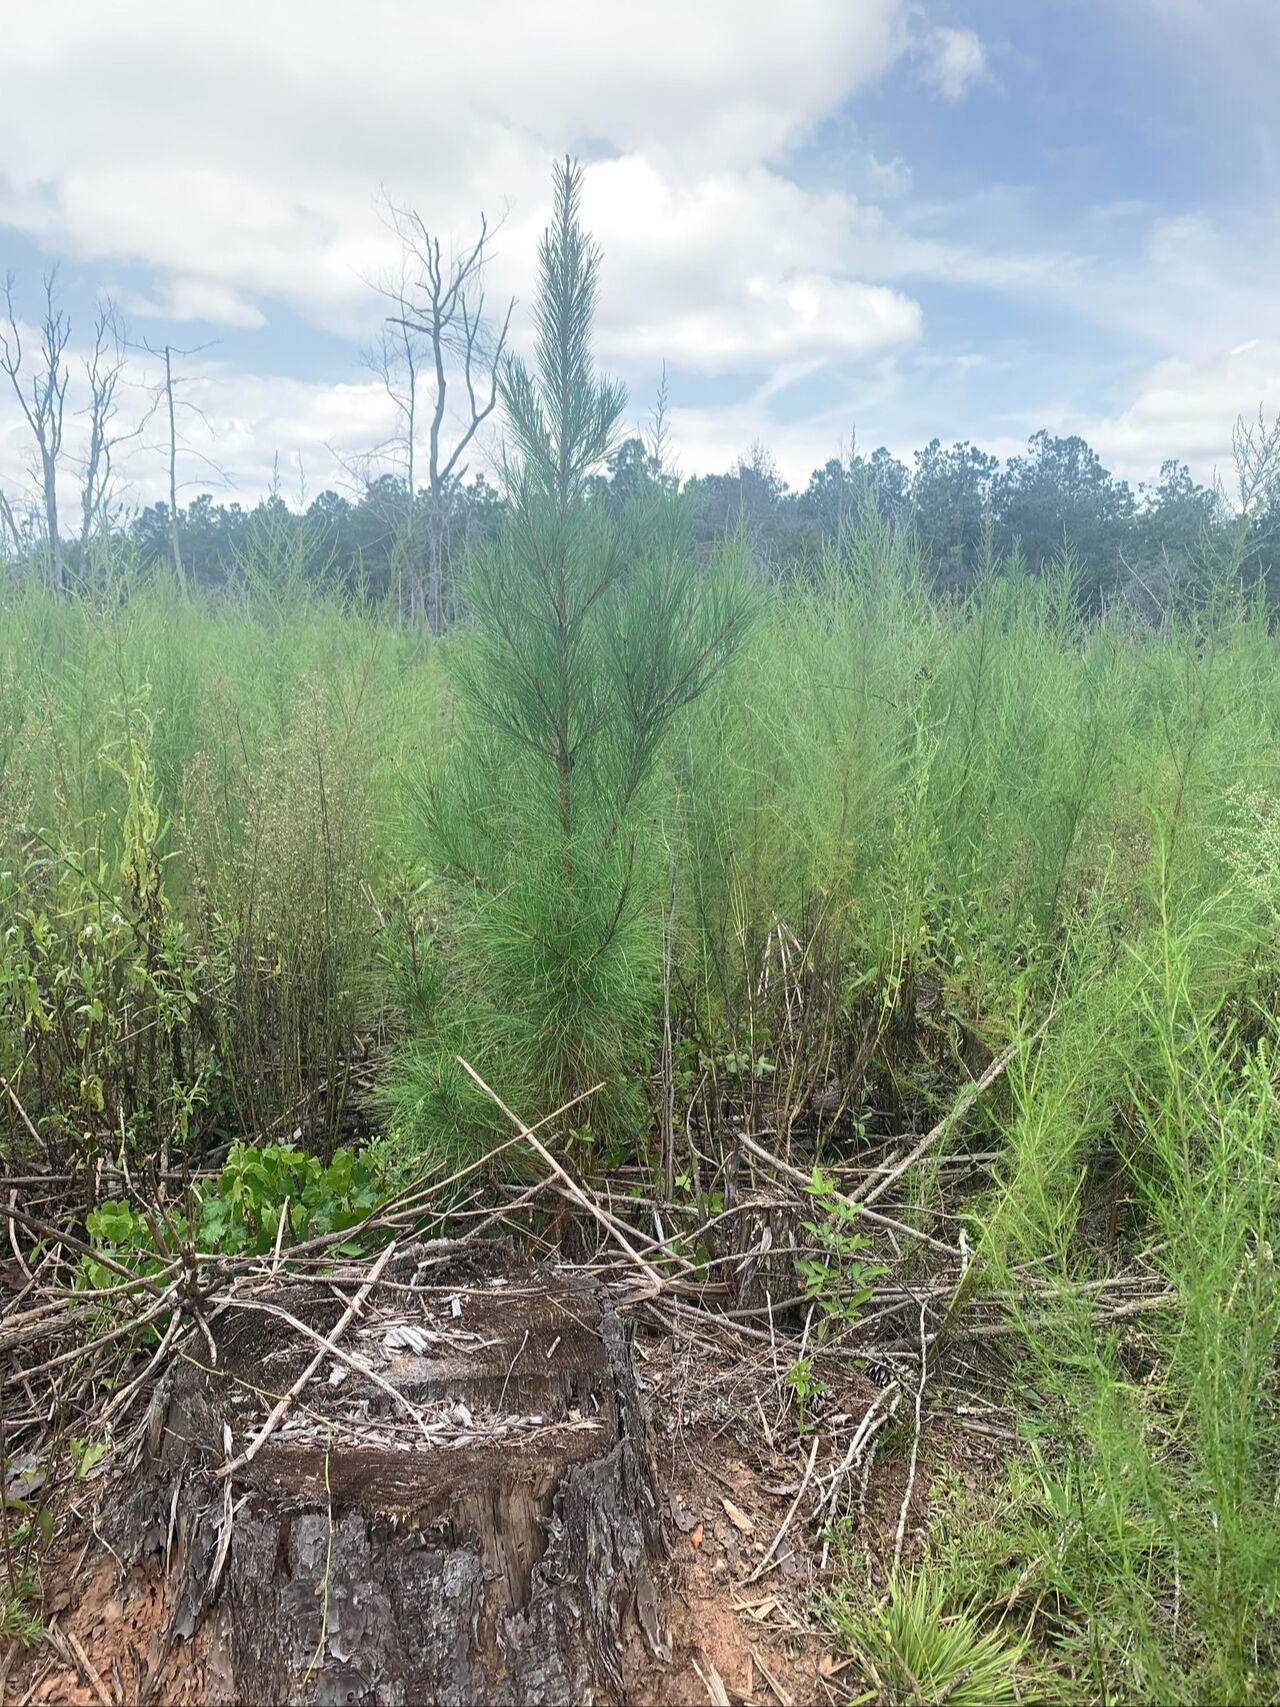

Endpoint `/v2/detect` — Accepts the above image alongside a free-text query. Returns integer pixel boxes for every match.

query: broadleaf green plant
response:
[79,1140,386,1293]
[798,1166,888,1337]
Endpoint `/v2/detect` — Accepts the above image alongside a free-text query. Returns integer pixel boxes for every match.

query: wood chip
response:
[692,1654,731,1707]
[738,1596,779,1620]
[690,1521,704,1548]
[721,1497,755,1535]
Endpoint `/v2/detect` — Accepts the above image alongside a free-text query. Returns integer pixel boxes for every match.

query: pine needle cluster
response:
[385,160,756,1165]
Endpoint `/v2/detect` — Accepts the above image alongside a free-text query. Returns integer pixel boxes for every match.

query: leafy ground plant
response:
[0,1484,51,1651]
[80,1140,387,1291]
[797,1167,888,1337]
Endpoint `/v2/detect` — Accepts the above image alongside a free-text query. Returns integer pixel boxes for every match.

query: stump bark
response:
[113,1247,663,1706]
[731,1196,803,1314]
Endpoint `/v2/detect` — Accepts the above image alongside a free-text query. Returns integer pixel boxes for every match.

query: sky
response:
[0,0,1277,515]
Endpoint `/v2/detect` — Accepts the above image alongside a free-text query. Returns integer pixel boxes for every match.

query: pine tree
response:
[386,159,755,1164]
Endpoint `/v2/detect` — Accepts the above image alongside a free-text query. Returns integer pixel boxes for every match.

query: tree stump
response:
[731,1195,803,1315]
[112,1246,663,1705]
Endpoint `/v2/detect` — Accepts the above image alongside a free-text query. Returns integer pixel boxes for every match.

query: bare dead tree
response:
[375,198,514,630]
[162,345,185,586]
[361,258,426,621]
[1,269,71,593]
[0,488,21,557]
[133,338,224,591]
[1234,406,1280,522]
[79,300,140,559]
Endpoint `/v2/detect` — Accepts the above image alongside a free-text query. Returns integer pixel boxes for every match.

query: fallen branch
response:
[457,1058,666,1300]
[737,1132,957,1255]
[745,1431,819,1585]
[891,1302,929,1579]
[853,1014,1054,1209]
[218,1237,398,1478]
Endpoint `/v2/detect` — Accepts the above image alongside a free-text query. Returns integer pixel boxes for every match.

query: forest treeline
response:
[4,194,1278,622]
[90,425,1280,616]
[5,418,1280,621]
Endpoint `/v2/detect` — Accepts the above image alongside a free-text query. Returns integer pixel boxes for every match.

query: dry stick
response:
[60,1626,112,1707]
[750,1644,795,1707]
[854,1017,1052,1210]
[691,1654,731,1707]
[218,1238,397,1479]
[330,1079,608,1250]
[270,1198,289,1274]
[0,1245,57,1323]
[6,1193,33,1285]
[657,1294,917,1367]
[816,1382,901,1520]
[456,1059,666,1299]
[890,1302,929,1580]
[661,822,677,1203]
[98,1307,184,1427]
[1,1075,42,1150]
[6,1286,181,1384]
[735,1133,956,1255]
[745,1432,820,1585]
[538,1182,701,1276]
[1,1207,183,1303]
[217,1296,436,1443]
[0,1637,19,1705]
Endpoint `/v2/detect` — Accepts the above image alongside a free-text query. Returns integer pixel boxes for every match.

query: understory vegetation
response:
[4,166,1280,1705]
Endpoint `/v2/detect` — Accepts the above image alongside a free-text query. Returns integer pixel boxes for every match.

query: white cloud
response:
[918,25,988,100]
[119,278,266,329]
[0,0,961,505]
[611,274,921,368]
[1,0,1271,518]
[0,0,914,333]
[1082,339,1280,492]
[866,153,913,199]
[666,396,868,491]
[0,0,959,504]
[577,160,920,372]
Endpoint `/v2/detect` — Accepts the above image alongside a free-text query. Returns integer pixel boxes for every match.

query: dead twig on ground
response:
[746,1433,819,1586]
[852,1014,1054,1209]
[457,1058,666,1299]
[891,1302,929,1580]
[218,1239,398,1478]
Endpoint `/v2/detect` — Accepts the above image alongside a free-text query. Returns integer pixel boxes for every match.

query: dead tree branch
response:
[372,196,514,629]
[1,269,71,592]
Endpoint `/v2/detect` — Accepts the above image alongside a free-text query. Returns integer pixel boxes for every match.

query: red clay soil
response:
[1,1317,1008,1707]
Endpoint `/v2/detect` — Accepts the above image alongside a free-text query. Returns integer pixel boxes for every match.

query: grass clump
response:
[827,1568,1030,1705]
[889,876,1280,1705]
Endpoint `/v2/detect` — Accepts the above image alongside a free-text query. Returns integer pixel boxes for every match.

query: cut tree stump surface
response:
[109,1246,663,1706]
